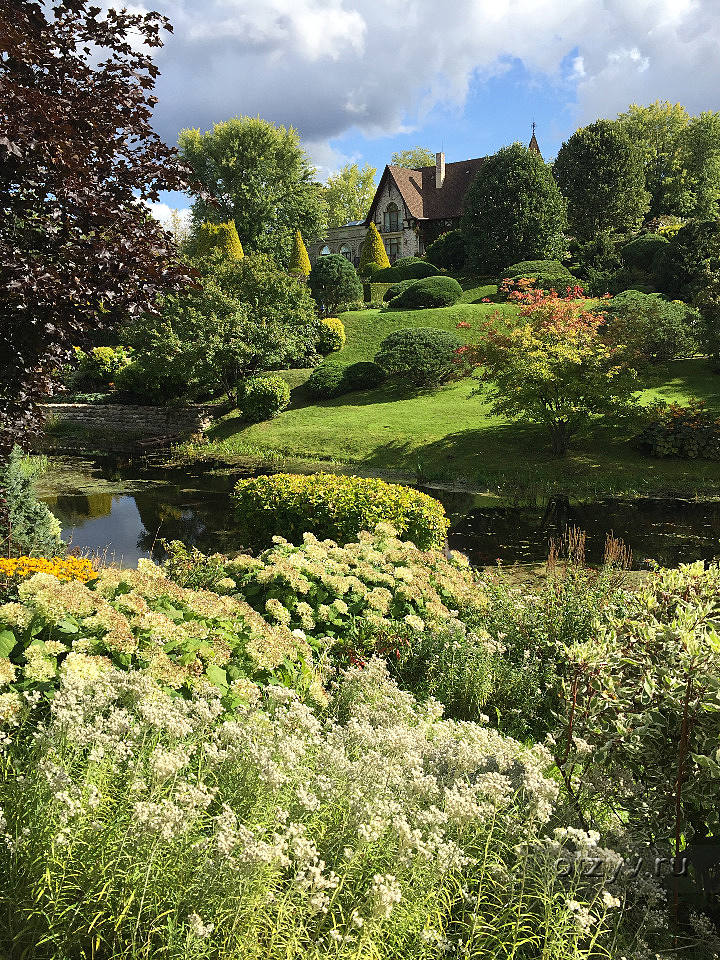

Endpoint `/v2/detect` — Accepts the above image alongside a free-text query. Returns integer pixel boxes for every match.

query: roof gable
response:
[366,158,488,224]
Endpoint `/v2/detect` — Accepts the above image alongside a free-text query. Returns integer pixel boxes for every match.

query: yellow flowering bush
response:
[0,555,95,583]
[233,473,449,550]
[0,558,318,708]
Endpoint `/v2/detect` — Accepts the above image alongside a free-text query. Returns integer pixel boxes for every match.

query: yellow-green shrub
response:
[233,473,449,549]
[192,221,244,260]
[288,228,311,277]
[317,316,346,353]
[358,222,390,276]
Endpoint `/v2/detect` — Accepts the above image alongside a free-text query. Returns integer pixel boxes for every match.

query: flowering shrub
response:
[233,474,449,550]
[0,559,317,705]
[223,525,484,644]
[0,656,645,958]
[499,276,587,303]
[0,555,95,586]
[636,400,720,459]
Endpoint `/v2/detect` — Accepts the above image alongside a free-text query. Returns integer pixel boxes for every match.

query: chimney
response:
[435,151,445,189]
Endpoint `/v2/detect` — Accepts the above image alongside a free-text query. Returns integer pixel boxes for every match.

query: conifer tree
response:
[359,222,390,276]
[289,229,311,277]
[191,222,244,260]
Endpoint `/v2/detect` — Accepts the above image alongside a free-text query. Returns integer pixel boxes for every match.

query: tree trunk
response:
[550,421,570,456]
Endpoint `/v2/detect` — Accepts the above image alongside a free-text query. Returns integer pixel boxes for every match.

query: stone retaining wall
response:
[40,403,216,438]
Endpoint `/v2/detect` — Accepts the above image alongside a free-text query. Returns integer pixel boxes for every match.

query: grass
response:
[176,292,720,499]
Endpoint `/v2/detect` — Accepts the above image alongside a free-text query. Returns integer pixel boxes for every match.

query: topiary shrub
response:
[304,362,348,399]
[375,327,467,387]
[502,259,575,281]
[232,472,449,549]
[0,446,65,557]
[388,275,463,309]
[593,289,699,363]
[316,316,346,353]
[620,234,669,274]
[358,222,390,277]
[342,360,386,391]
[190,221,244,260]
[240,374,290,423]
[382,278,420,302]
[288,229,311,277]
[426,230,467,271]
[373,258,440,283]
[308,255,363,314]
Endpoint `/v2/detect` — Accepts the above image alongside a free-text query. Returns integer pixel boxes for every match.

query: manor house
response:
[309,130,542,267]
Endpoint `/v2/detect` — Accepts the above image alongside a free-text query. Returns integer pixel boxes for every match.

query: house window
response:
[387,237,401,262]
[339,244,352,261]
[319,245,331,256]
[383,203,400,233]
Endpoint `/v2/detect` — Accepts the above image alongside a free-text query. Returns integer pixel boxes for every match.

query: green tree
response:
[615,102,691,219]
[462,294,638,455]
[289,229,311,277]
[122,254,321,404]
[679,112,720,219]
[308,255,363,314]
[391,147,436,169]
[461,144,567,273]
[358,222,390,276]
[554,120,649,240]
[178,117,326,266]
[323,163,376,228]
[188,222,244,260]
[661,219,720,362]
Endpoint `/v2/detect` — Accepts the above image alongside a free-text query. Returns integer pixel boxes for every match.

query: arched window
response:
[339,244,352,261]
[383,203,400,232]
[320,245,331,255]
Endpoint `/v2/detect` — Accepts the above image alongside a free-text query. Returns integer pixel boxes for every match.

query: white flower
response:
[370,873,402,919]
[188,912,214,939]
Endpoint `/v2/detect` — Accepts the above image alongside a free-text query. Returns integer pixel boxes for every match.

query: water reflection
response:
[41,458,720,569]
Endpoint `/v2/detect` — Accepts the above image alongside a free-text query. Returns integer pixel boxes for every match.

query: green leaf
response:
[206,664,228,691]
[0,629,17,658]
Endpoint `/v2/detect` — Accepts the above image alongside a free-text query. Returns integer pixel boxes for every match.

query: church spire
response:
[528,121,541,158]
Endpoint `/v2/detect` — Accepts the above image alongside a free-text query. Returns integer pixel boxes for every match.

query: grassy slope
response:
[188,287,720,497]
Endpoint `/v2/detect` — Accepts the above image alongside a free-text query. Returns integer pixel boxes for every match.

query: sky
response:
[141,0,720,222]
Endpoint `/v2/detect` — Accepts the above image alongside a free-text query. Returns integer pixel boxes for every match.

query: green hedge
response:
[363,282,394,303]
[501,259,573,280]
[233,473,449,549]
[372,258,441,283]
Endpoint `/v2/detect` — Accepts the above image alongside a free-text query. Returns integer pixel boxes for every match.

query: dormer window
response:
[383,203,399,232]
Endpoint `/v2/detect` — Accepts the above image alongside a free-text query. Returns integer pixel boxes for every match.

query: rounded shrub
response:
[316,316,346,353]
[308,255,363,314]
[383,278,421,302]
[375,327,466,387]
[232,472,449,549]
[304,362,348,399]
[373,258,440,283]
[593,289,699,363]
[342,360,386,391]
[190,221,244,260]
[240,374,290,423]
[426,230,468,271]
[388,275,463,309]
[620,234,669,274]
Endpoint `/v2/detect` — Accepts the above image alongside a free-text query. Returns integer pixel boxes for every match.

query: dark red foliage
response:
[0,0,194,447]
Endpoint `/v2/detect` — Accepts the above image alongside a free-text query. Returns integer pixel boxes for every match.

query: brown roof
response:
[529,131,541,155]
[378,158,487,222]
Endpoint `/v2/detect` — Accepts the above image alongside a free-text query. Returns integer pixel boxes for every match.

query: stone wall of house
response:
[308,180,422,267]
[40,403,216,438]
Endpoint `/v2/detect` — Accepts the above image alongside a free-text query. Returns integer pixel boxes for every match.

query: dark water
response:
[40,457,720,569]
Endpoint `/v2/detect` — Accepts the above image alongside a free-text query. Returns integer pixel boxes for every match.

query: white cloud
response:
[145,0,720,153]
[145,200,191,228]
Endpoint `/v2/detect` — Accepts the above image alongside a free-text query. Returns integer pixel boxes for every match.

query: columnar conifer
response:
[359,222,390,275]
[289,229,311,277]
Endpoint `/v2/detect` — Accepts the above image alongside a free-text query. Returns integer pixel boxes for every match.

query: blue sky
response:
[144,0,720,221]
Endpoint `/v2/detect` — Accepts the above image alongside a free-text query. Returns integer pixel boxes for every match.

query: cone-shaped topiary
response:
[289,229,311,277]
[192,221,244,260]
[358,222,390,276]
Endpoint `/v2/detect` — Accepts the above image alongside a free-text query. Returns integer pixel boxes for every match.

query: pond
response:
[37,456,720,569]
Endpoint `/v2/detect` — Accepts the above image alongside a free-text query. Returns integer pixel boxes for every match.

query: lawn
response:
[182,293,720,498]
